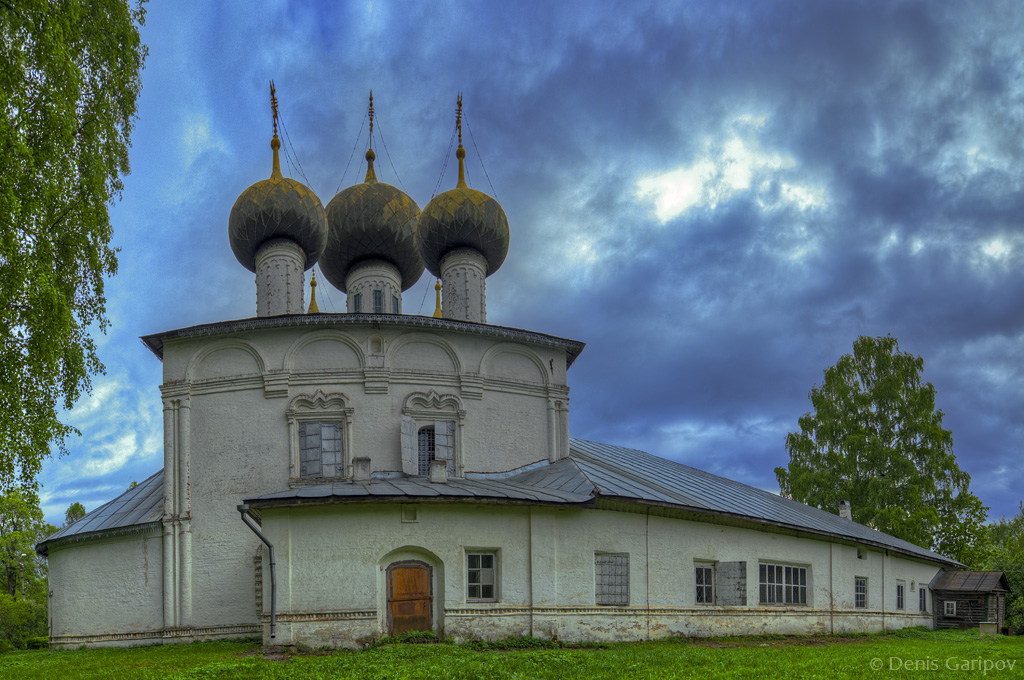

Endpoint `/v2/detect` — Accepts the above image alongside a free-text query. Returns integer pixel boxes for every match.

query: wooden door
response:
[387,561,432,635]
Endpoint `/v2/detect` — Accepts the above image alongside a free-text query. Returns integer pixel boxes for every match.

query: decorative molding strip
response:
[45,521,162,552]
[50,623,261,646]
[269,610,377,623]
[142,314,586,367]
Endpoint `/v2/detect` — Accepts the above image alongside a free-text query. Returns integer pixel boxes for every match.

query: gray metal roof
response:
[37,470,164,555]
[930,570,1009,592]
[245,463,593,507]
[568,439,961,566]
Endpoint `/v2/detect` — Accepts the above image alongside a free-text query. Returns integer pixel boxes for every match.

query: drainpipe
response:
[237,504,276,639]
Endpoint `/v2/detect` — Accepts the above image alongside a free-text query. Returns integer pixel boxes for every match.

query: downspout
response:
[238,504,276,639]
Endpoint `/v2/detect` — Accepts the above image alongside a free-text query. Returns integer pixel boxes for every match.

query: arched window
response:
[401,391,462,477]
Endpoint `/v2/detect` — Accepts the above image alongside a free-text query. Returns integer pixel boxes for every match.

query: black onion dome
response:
[320,151,424,292]
[418,185,509,278]
[228,137,327,272]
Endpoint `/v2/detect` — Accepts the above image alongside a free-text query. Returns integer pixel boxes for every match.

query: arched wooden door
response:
[386,560,433,635]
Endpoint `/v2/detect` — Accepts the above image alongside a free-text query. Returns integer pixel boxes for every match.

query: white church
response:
[38,96,960,648]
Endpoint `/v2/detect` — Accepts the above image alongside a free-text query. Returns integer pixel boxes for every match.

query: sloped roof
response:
[36,471,164,555]
[930,570,1009,592]
[568,439,960,566]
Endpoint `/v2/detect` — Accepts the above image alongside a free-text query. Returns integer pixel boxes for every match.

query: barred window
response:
[299,421,343,478]
[373,289,384,313]
[695,564,715,605]
[596,553,629,605]
[467,552,496,601]
[417,426,435,476]
[897,582,905,610]
[759,563,806,605]
[855,577,867,608]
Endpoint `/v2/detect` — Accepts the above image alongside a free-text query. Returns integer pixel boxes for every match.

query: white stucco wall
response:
[258,501,941,646]
[47,529,163,647]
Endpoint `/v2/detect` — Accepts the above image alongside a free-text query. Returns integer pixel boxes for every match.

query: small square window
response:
[695,564,715,605]
[401,504,418,523]
[596,553,629,606]
[467,551,497,601]
[944,600,956,617]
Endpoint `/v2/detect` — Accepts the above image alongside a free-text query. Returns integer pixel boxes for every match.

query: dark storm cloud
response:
[37,1,1024,522]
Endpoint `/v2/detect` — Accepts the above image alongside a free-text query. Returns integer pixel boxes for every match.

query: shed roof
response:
[930,570,1010,593]
[36,470,164,555]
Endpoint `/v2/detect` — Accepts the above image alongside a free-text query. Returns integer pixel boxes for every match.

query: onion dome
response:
[320,147,424,292]
[418,97,509,278]
[228,100,327,272]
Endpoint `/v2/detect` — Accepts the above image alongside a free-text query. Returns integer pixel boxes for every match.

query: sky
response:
[37,0,1024,528]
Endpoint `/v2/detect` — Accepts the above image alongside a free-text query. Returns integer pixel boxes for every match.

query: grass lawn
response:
[1,628,1021,679]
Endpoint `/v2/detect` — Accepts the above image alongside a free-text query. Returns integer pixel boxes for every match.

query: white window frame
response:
[919,587,928,612]
[466,550,498,602]
[595,553,629,606]
[944,600,956,617]
[400,391,465,477]
[287,391,354,481]
[896,581,905,610]
[855,577,867,608]
[759,562,807,605]
[695,562,715,605]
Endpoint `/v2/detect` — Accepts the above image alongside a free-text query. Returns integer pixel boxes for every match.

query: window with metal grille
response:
[855,577,867,608]
[595,553,629,605]
[759,563,806,605]
[299,421,344,478]
[417,426,435,476]
[467,552,496,601]
[695,564,715,605]
[353,292,362,313]
[392,294,399,314]
[373,289,384,313]
[919,588,927,612]
[897,582,905,610]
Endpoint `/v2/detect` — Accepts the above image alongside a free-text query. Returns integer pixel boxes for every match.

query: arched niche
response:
[284,330,365,372]
[480,343,549,385]
[387,334,461,374]
[377,545,446,637]
[186,339,265,381]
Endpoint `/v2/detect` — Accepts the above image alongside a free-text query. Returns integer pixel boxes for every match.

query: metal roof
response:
[140,314,586,367]
[36,471,164,555]
[568,439,961,566]
[930,570,1009,592]
[245,463,593,507]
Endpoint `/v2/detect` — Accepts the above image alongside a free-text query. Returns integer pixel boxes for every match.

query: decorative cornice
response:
[43,521,162,553]
[268,610,377,623]
[141,314,585,368]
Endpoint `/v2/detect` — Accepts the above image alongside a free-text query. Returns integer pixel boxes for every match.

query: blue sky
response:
[38,0,1024,527]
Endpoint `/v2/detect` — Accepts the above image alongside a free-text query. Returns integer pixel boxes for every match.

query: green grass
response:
[0,628,1021,679]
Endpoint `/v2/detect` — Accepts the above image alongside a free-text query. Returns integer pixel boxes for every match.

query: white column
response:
[440,248,487,323]
[345,259,403,313]
[255,239,307,316]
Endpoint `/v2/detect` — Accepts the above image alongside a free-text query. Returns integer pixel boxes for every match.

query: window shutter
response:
[401,415,417,475]
[435,419,455,476]
[717,561,747,606]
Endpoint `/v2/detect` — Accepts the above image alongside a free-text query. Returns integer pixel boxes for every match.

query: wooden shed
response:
[930,570,1010,632]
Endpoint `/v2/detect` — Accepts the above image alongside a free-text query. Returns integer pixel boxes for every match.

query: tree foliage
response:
[0,487,52,649]
[63,501,86,528]
[0,1,147,487]
[986,503,1024,634]
[776,335,988,565]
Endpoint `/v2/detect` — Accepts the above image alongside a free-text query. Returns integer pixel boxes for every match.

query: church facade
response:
[38,97,959,648]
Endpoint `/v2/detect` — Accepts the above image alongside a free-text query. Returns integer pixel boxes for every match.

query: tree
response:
[63,501,86,528]
[986,503,1024,634]
[0,488,53,649]
[776,335,988,565]
[0,1,147,488]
